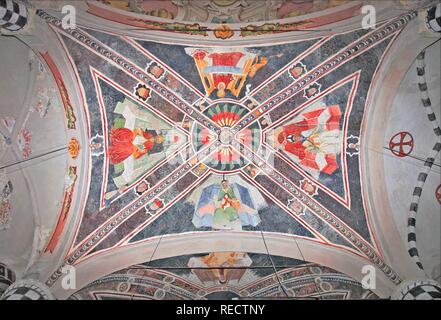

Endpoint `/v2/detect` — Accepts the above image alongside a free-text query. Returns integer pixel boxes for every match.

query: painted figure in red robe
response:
[277,105,342,175]
[108,127,165,164]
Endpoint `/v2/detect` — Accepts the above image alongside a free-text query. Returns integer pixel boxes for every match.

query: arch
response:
[51,232,397,299]
[360,16,437,281]
[11,17,93,283]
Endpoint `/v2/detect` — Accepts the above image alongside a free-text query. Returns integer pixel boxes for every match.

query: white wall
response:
[0,36,68,279]
[384,41,440,283]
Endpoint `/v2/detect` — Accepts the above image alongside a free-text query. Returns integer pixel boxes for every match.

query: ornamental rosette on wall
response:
[68,138,80,159]
[213,24,234,39]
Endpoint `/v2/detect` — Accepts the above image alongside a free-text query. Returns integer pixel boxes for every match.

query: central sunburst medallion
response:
[191,102,261,172]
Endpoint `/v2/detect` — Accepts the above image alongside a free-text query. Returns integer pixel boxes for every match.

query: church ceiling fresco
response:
[69,253,378,300]
[98,0,354,23]
[34,7,419,290]
[87,0,362,39]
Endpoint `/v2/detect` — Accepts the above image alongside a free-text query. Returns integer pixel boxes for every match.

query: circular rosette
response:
[191,102,261,172]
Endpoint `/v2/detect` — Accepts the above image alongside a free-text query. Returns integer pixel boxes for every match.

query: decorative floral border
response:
[40,52,77,130]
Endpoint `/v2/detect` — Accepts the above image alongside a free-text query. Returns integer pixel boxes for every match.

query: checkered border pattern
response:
[2,286,47,300]
[0,0,28,31]
[1,279,54,300]
[0,263,15,291]
[426,4,441,33]
[396,280,441,300]
[407,51,441,271]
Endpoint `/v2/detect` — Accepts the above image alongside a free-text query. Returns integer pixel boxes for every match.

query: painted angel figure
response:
[189,176,266,231]
[185,47,267,98]
[188,252,252,284]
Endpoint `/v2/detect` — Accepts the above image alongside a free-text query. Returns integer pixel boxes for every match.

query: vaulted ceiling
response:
[0,0,440,300]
